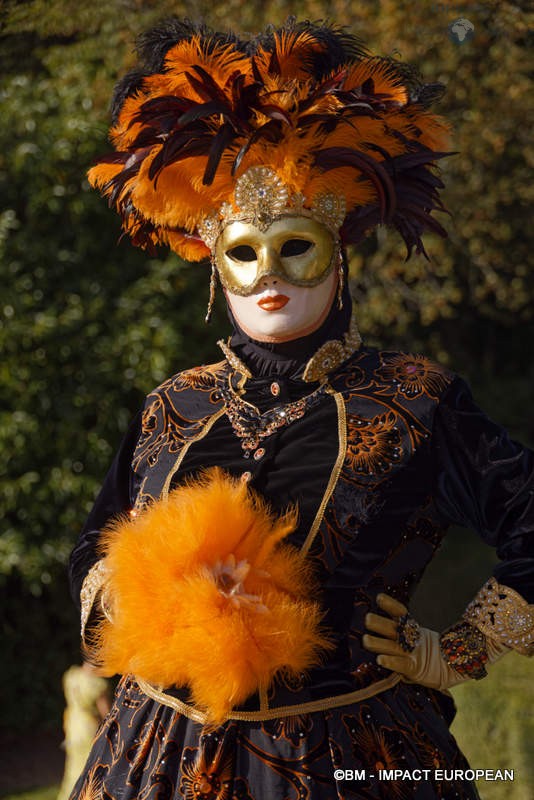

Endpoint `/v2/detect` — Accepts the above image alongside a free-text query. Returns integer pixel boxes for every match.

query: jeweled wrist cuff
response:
[80,559,110,641]
[463,577,534,656]
[439,621,488,679]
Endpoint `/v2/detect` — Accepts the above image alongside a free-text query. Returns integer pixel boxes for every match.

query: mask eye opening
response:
[227,245,257,263]
[280,239,314,257]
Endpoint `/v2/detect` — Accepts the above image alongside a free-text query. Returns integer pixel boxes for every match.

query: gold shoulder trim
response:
[463,577,534,656]
[135,673,402,723]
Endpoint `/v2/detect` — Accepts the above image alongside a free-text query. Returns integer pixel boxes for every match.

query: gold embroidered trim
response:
[259,681,269,712]
[162,408,227,499]
[301,388,348,556]
[80,559,109,640]
[302,317,362,383]
[463,578,534,656]
[217,339,253,379]
[136,673,402,723]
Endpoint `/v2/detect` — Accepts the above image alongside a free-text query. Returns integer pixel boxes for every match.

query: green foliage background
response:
[0,0,532,793]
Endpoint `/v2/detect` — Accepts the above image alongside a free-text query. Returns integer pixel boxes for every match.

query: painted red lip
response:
[257,294,289,311]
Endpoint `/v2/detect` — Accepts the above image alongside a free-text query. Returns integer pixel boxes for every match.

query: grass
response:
[450,651,534,800]
[1,787,59,800]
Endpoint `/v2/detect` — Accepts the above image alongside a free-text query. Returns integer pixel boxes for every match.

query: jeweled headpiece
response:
[88,18,453,261]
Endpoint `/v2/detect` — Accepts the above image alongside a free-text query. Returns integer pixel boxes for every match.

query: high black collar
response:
[226,273,354,380]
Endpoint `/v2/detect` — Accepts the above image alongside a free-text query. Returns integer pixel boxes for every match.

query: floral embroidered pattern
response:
[173,361,227,392]
[345,411,403,476]
[261,714,313,746]
[377,354,451,400]
[342,710,412,798]
[180,739,233,800]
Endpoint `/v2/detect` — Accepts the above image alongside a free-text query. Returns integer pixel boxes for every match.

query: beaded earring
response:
[205,257,218,323]
[336,247,344,310]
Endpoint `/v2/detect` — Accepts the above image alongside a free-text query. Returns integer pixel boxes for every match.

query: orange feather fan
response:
[90,468,332,725]
[88,19,454,262]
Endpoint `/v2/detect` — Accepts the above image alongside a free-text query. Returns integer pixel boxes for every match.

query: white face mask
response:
[224,269,338,343]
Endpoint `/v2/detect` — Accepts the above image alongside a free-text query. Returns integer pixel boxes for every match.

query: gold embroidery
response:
[377,353,451,400]
[345,410,403,477]
[80,560,110,641]
[136,673,402,723]
[161,408,227,499]
[463,578,534,656]
[174,360,227,391]
[302,317,362,383]
[217,339,252,379]
[301,388,347,556]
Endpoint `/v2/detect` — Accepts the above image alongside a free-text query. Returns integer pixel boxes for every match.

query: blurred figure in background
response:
[57,662,110,800]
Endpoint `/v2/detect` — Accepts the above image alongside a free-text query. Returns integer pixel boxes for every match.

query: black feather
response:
[203,123,237,185]
[249,18,369,77]
[111,70,147,124]
[177,101,236,127]
[315,146,396,221]
[410,82,447,108]
[232,121,282,176]
[148,133,214,181]
[135,18,242,73]
[131,95,192,128]
[104,162,142,206]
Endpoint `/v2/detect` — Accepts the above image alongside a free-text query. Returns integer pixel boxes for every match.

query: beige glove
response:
[363,593,510,691]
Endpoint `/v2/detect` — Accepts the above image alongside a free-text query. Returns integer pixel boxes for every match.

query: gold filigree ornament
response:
[198,166,346,250]
[302,316,362,383]
[463,577,534,656]
[234,166,289,231]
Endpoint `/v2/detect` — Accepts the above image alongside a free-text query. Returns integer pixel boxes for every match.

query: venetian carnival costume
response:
[69,19,534,800]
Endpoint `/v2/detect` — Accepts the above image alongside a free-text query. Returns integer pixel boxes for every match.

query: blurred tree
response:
[0,0,532,735]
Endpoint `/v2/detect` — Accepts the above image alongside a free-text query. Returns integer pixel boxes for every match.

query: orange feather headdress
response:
[88,18,453,263]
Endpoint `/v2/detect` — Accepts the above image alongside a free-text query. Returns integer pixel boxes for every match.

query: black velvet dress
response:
[68,312,534,800]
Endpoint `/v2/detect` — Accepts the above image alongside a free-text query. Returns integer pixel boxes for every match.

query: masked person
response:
[68,19,534,800]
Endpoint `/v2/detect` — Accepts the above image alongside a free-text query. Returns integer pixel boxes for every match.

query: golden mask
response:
[215,217,337,296]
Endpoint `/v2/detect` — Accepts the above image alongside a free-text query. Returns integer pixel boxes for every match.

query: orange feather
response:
[91,469,332,724]
[89,26,454,260]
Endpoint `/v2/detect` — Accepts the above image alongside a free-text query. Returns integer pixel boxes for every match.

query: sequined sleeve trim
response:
[463,577,534,656]
[80,559,110,641]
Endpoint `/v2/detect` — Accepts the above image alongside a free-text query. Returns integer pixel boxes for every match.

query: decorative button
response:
[253,447,265,461]
[241,471,252,483]
[270,382,280,396]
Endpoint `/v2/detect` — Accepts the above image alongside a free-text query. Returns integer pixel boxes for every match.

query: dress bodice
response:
[75,346,531,716]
